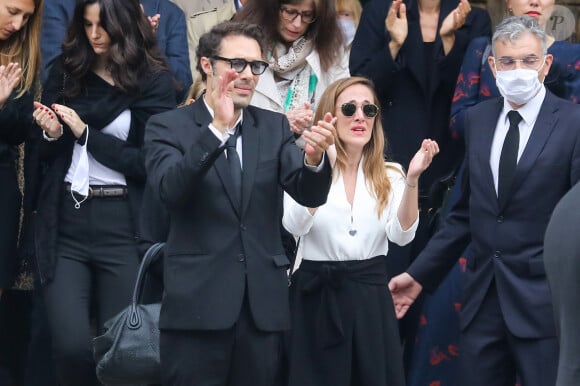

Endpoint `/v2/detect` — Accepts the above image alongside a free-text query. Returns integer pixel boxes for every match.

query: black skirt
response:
[286,256,405,386]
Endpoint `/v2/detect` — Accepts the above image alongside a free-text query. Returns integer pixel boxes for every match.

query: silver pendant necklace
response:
[348,213,357,236]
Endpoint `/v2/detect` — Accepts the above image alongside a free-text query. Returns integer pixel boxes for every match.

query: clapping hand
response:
[0,63,22,108]
[209,68,238,133]
[440,0,471,38]
[406,139,439,185]
[385,0,408,48]
[303,112,337,166]
[286,102,314,135]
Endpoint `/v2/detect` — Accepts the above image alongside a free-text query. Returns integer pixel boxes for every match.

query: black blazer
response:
[34,63,176,285]
[350,0,491,193]
[145,100,332,332]
[0,90,33,287]
[408,91,580,338]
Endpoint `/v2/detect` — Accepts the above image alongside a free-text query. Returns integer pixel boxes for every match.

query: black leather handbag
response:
[93,242,165,385]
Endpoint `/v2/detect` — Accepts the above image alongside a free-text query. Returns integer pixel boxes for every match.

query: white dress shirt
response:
[283,161,418,262]
[490,86,546,195]
[65,109,131,187]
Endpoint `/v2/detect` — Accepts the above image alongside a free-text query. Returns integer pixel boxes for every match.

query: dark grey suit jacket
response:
[408,91,580,338]
[145,100,332,332]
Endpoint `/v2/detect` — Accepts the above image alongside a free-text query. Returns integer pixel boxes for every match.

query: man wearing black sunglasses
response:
[144,21,335,386]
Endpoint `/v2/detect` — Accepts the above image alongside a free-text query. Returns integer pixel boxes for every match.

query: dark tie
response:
[225,127,242,207]
[498,110,522,205]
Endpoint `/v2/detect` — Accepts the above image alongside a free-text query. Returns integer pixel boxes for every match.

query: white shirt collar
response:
[202,96,243,135]
[500,85,546,126]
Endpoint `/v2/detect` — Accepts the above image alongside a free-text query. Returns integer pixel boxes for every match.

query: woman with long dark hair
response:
[32,0,175,383]
[0,0,42,300]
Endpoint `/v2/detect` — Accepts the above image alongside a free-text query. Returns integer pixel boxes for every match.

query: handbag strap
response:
[130,242,165,307]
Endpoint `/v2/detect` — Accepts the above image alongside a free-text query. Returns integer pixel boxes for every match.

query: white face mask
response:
[494,61,544,105]
[338,18,356,46]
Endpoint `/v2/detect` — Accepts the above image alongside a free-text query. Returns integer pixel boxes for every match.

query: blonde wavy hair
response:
[0,0,43,97]
[313,76,401,218]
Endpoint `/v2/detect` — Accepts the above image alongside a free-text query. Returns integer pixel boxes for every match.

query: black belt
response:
[65,184,128,199]
[299,256,387,348]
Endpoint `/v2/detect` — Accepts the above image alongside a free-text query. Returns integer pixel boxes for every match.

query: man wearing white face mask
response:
[388,15,580,386]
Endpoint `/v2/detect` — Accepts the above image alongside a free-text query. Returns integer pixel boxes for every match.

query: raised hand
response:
[388,272,423,319]
[286,102,314,135]
[303,112,337,166]
[0,63,22,108]
[140,4,160,34]
[208,68,238,133]
[440,0,471,38]
[407,139,439,184]
[385,0,408,48]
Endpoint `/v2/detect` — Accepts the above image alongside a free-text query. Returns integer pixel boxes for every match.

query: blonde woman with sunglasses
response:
[283,76,438,386]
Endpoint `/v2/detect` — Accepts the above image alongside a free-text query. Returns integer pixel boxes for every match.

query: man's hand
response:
[303,112,336,166]
[0,63,21,109]
[209,68,238,133]
[388,272,423,319]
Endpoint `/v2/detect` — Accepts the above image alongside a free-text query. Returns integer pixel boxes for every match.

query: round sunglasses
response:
[341,102,379,118]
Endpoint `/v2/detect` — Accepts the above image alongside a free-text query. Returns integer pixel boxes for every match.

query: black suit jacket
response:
[408,91,580,338]
[350,0,491,193]
[145,100,332,332]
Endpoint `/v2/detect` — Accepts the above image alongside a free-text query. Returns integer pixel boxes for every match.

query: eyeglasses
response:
[212,56,269,75]
[341,102,379,118]
[279,6,316,24]
[494,55,544,71]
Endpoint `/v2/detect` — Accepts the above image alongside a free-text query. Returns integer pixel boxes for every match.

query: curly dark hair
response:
[61,0,167,96]
[234,0,343,72]
[195,21,266,83]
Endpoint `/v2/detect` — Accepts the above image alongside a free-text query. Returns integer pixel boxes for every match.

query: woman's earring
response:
[508,7,514,15]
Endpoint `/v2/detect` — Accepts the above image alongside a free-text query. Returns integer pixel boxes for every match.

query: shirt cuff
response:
[303,152,325,172]
[209,123,229,145]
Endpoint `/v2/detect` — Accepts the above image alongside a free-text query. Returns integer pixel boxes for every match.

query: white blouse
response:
[283,161,419,262]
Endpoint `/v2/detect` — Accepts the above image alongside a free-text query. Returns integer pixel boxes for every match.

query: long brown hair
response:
[62,0,168,96]
[235,0,343,72]
[314,76,401,218]
[0,0,43,97]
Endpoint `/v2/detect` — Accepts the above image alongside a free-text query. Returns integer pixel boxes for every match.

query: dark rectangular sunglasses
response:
[212,56,269,75]
[341,102,379,118]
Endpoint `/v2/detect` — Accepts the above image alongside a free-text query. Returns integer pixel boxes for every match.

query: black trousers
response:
[287,257,405,386]
[160,293,284,386]
[457,282,558,386]
[43,193,140,386]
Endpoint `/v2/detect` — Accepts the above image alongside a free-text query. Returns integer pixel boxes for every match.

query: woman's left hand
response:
[440,0,471,38]
[52,104,87,138]
[407,139,439,183]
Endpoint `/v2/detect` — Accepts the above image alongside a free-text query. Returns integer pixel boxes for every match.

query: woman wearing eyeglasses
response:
[283,76,438,386]
[235,0,349,139]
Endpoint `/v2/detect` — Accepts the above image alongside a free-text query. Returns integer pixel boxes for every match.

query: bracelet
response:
[42,124,63,142]
[405,179,417,189]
